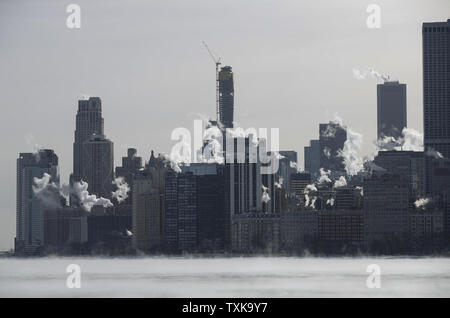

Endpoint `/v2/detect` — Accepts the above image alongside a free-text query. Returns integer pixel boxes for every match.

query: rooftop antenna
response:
[202,41,221,124]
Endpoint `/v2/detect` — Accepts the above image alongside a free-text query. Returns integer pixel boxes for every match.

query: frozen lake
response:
[0,257,449,297]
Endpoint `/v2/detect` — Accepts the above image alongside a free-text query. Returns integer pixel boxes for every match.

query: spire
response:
[148,150,156,168]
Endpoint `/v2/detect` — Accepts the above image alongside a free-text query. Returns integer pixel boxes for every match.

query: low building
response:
[280,210,318,253]
[231,212,280,253]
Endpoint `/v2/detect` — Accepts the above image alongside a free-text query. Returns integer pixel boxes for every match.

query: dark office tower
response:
[304,140,320,178]
[16,149,59,255]
[115,148,143,205]
[373,150,425,201]
[363,174,410,252]
[218,66,234,129]
[276,151,298,194]
[423,20,450,194]
[81,134,114,199]
[319,122,346,174]
[72,97,104,183]
[164,171,198,253]
[377,81,407,140]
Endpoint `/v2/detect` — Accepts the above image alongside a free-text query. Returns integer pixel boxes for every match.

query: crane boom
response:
[202,41,221,123]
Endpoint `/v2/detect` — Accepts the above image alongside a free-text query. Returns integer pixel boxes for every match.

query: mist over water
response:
[0,257,449,297]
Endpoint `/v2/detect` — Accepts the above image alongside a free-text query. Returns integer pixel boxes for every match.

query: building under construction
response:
[218,66,234,129]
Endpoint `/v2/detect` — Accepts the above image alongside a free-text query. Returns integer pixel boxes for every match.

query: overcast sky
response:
[0,0,448,250]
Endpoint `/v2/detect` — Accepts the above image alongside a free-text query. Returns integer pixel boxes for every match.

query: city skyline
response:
[1,0,450,250]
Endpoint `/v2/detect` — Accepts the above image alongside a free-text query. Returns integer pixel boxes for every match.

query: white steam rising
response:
[112,177,130,204]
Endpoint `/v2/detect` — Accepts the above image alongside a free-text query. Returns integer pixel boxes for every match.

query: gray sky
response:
[0,0,449,250]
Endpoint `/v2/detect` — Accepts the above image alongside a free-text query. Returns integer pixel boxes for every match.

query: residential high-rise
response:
[72,97,104,184]
[218,66,234,129]
[132,152,166,252]
[81,134,114,199]
[164,163,226,253]
[423,20,450,194]
[377,81,407,140]
[15,149,59,255]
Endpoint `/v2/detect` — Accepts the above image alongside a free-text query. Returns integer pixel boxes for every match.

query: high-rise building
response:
[423,20,450,194]
[132,152,166,252]
[373,150,425,202]
[290,172,311,198]
[81,134,114,199]
[304,139,320,178]
[72,97,104,183]
[115,148,143,205]
[164,163,226,253]
[132,171,161,252]
[218,66,234,129]
[319,122,346,174]
[16,149,59,255]
[275,151,298,194]
[363,174,410,252]
[164,171,197,252]
[377,81,407,140]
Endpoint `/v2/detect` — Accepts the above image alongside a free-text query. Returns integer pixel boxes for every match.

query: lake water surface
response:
[0,257,449,297]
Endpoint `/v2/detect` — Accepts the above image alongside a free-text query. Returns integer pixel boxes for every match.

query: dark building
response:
[280,210,318,253]
[72,97,104,184]
[304,139,320,178]
[115,148,143,205]
[377,81,407,139]
[218,66,234,128]
[231,212,280,253]
[318,209,364,251]
[116,148,143,185]
[15,150,59,255]
[334,187,362,210]
[423,20,450,194]
[87,211,132,254]
[290,172,311,207]
[319,122,347,174]
[81,134,114,199]
[373,150,425,201]
[164,164,226,253]
[363,174,410,252]
[275,151,298,194]
[132,153,166,252]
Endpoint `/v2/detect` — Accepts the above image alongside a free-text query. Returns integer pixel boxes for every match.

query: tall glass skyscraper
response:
[422,20,450,194]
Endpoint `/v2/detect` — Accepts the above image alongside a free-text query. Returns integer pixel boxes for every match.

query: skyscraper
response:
[81,134,114,199]
[16,149,59,255]
[276,151,298,194]
[304,139,320,178]
[132,152,166,252]
[218,66,234,129]
[377,81,407,140]
[319,122,347,174]
[115,148,143,205]
[72,97,104,184]
[423,20,450,194]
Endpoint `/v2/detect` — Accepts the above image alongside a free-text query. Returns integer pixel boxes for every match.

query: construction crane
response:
[202,41,221,123]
